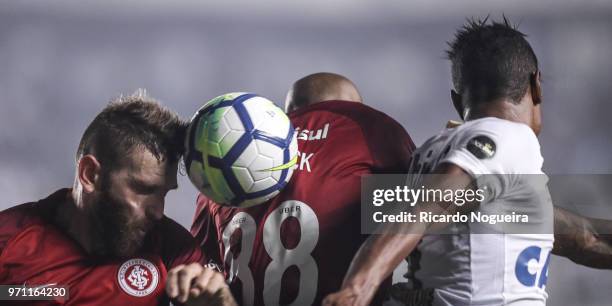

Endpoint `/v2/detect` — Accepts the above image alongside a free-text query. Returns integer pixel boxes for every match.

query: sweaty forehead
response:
[122,148,176,183]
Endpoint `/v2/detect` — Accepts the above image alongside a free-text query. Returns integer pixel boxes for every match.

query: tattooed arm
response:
[553,207,612,269]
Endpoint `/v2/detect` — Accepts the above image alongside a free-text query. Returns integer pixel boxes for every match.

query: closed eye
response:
[129,179,162,194]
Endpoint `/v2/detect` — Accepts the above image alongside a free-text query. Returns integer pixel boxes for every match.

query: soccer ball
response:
[185,93,298,208]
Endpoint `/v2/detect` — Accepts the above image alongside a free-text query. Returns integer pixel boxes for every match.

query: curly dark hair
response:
[447,16,539,104]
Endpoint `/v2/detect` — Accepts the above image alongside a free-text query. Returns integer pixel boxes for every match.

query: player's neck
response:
[55,192,100,255]
[464,99,532,127]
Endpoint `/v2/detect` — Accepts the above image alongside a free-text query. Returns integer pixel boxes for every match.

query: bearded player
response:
[191,72,415,305]
[0,92,234,306]
[325,18,612,306]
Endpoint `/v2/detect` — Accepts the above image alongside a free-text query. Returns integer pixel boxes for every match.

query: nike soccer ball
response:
[185,93,298,208]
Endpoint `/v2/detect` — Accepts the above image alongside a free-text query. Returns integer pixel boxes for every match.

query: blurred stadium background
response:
[1,1,612,305]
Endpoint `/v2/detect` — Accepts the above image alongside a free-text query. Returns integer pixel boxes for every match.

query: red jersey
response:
[0,189,203,306]
[191,101,415,306]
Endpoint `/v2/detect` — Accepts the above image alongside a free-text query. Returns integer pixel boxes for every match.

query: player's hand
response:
[322,283,377,306]
[166,262,237,306]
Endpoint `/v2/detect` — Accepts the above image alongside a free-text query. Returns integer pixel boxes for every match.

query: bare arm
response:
[323,163,474,306]
[553,207,612,269]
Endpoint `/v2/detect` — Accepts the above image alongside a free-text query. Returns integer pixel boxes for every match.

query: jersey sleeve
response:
[362,113,415,173]
[0,204,33,257]
[191,194,223,270]
[441,120,543,202]
[159,216,204,269]
[441,120,543,176]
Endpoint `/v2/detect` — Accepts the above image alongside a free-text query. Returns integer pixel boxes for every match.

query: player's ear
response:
[451,89,464,120]
[77,155,102,193]
[530,70,542,105]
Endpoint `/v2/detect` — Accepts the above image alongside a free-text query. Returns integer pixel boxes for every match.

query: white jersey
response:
[399,117,554,306]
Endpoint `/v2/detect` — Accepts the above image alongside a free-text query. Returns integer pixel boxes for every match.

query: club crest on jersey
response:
[117,258,159,297]
[466,135,496,159]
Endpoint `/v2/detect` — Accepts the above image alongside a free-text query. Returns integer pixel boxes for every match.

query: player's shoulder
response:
[451,117,539,155]
[0,193,58,232]
[196,193,225,214]
[289,100,414,172]
[1,201,35,217]
[156,215,202,264]
[196,192,212,207]
[0,202,38,229]
[458,117,537,142]
[415,121,464,154]
[157,216,197,241]
[0,195,59,251]
[443,118,542,174]
[290,100,402,129]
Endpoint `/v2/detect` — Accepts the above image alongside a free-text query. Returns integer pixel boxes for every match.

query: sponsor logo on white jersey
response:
[117,258,159,297]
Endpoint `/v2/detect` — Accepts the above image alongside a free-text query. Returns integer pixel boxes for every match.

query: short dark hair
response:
[447,16,539,104]
[77,90,187,171]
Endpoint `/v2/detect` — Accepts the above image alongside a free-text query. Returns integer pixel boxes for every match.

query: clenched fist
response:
[166,262,237,306]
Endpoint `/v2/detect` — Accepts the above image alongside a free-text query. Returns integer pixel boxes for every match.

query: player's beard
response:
[90,179,152,258]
